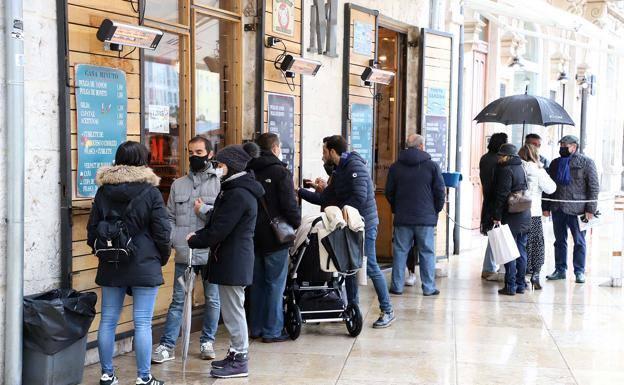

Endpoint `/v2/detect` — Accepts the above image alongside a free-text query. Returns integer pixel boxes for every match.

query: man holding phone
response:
[152,136,222,363]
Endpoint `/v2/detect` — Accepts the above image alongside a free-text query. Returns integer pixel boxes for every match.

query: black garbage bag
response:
[23,289,97,355]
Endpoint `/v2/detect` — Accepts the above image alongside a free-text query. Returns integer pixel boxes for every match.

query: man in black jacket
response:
[386,134,445,296]
[248,133,301,343]
[479,132,508,280]
[299,135,395,328]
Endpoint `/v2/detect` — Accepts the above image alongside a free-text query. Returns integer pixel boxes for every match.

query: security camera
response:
[279,55,322,77]
[361,67,395,86]
[97,19,164,51]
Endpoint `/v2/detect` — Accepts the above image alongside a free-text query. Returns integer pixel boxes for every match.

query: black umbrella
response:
[474,91,574,137]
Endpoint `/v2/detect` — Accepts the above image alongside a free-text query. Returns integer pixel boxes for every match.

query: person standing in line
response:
[298,135,395,328]
[544,135,600,284]
[152,136,221,364]
[479,133,509,281]
[187,143,264,379]
[525,133,550,169]
[518,144,556,290]
[386,134,446,296]
[490,144,531,296]
[247,133,301,343]
[87,141,171,385]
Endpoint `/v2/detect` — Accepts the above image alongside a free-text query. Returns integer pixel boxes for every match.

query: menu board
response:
[267,93,295,174]
[350,103,373,172]
[75,64,127,197]
[424,115,448,171]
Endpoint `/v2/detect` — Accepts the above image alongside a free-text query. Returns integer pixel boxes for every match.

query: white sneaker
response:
[405,272,417,286]
[200,341,216,360]
[100,373,119,385]
[151,344,175,364]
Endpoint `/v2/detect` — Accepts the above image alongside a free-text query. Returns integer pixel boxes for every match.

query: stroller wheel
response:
[344,303,363,337]
[285,302,302,340]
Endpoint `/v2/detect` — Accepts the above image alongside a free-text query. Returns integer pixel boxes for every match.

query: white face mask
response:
[214,167,225,179]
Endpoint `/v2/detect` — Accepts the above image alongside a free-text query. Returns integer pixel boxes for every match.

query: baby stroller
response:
[283,209,365,340]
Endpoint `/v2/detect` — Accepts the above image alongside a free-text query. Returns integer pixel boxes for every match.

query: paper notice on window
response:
[148,105,170,134]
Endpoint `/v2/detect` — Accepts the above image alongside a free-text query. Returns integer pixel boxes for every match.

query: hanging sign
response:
[273,0,295,37]
[350,103,374,172]
[75,64,127,198]
[353,21,373,56]
[267,93,296,174]
[148,104,170,134]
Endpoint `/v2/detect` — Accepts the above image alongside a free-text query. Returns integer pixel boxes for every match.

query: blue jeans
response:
[552,210,587,274]
[249,249,289,338]
[482,241,497,273]
[160,263,220,348]
[345,226,393,313]
[391,226,437,294]
[99,286,158,379]
[503,233,528,292]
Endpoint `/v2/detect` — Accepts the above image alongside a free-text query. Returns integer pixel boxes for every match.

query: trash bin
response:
[23,289,97,385]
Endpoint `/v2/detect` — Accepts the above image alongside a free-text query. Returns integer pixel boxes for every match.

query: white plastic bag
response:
[357,256,367,286]
[487,224,520,265]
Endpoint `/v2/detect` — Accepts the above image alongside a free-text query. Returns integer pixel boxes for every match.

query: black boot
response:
[530,272,542,290]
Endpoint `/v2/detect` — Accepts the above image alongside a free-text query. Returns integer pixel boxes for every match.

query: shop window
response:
[145,0,183,24]
[143,32,184,201]
[194,0,241,14]
[194,13,240,151]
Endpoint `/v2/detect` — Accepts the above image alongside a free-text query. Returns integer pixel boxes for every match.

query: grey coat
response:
[168,167,221,265]
[543,153,600,216]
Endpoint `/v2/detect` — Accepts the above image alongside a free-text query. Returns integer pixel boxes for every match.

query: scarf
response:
[555,157,572,186]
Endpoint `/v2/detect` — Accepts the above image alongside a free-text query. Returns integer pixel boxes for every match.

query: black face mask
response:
[189,155,209,172]
[559,146,571,158]
[323,160,335,176]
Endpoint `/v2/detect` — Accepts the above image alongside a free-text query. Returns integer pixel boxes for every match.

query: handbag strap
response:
[259,196,273,220]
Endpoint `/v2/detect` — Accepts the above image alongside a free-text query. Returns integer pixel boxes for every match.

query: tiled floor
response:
[83,222,624,385]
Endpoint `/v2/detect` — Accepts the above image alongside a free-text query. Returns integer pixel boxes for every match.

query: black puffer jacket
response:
[479,151,499,234]
[543,152,599,215]
[87,165,172,287]
[490,156,531,235]
[248,151,301,254]
[299,152,378,230]
[188,172,265,286]
[385,148,446,226]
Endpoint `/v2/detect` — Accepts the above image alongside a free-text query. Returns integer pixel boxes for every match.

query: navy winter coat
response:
[248,151,301,254]
[299,152,378,230]
[87,165,172,288]
[490,156,531,235]
[188,172,265,286]
[385,148,446,226]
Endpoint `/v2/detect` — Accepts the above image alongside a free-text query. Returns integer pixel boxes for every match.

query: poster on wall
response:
[353,21,373,56]
[273,0,295,37]
[350,103,374,172]
[424,115,448,171]
[148,104,170,134]
[267,93,296,174]
[75,64,127,198]
[426,87,447,116]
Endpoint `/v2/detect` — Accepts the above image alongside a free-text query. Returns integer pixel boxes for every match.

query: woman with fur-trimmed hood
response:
[87,141,171,385]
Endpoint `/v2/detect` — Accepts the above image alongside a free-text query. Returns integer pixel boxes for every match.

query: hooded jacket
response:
[87,165,172,287]
[385,147,446,226]
[168,166,221,265]
[247,151,301,254]
[543,152,600,216]
[188,172,265,286]
[490,156,531,235]
[299,152,378,231]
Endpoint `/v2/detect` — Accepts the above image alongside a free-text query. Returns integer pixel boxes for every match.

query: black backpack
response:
[94,188,151,266]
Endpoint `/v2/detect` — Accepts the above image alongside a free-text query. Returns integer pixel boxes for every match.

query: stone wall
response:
[0,0,61,380]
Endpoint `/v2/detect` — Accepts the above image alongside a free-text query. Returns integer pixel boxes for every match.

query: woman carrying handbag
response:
[490,144,532,296]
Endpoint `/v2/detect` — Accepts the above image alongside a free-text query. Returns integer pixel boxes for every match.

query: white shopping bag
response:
[578,214,600,232]
[357,256,367,286]
[487,224,520,265]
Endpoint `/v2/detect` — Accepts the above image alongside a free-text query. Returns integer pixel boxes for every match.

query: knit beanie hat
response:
[216,143,259,173]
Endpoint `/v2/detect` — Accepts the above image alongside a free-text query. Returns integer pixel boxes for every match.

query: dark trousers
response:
[552,210,587,274]
[504,233,528,292]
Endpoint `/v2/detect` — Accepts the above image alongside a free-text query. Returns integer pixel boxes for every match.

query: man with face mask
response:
[543,135,599,284]
[152,136,222,364]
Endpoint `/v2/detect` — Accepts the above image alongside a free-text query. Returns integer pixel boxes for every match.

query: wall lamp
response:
[508,56,525,68]
[279,55,322,77]
[97,19,163,51]
[360,67,395,86]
